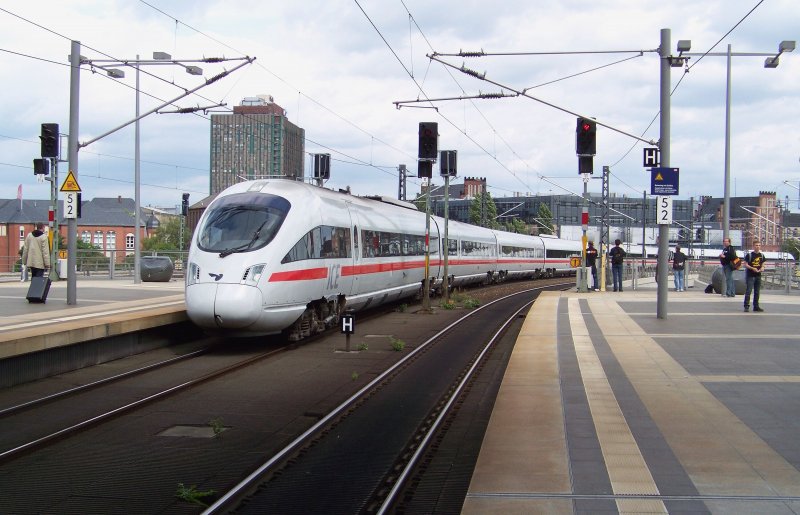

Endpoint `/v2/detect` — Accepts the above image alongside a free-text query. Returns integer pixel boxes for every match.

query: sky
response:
[1,0,799,214]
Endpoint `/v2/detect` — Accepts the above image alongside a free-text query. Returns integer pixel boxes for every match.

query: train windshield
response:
[197,192,291,256]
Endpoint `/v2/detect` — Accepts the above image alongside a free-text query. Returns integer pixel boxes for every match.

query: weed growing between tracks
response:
[176,483,216,507]
[208,418,225,438]
[390,337,406,351]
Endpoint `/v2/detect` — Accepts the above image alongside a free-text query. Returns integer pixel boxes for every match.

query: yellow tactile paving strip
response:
[568,297,667,514]
[462,293,573,514]
[587,295,800,498]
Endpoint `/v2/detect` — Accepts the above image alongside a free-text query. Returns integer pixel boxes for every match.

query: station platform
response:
[0,278,185,360]
[463,285,800,514]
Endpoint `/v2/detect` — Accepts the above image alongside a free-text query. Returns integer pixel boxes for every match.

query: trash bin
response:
[140,256,174,282]
[711,266,745,295]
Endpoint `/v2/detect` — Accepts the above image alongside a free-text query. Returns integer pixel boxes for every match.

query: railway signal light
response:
[578,155,593,174]
[313,153,331,180]
[417,160,432,178]
[418,122,438,160]
[439,150,457,176]
[40,123,59,158]
[576,117,596,156]
[33,158,50,175]
[181,193,190,216]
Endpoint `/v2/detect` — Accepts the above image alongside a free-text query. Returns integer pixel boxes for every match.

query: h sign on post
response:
[341,314,355,335]
[643,148,660,167]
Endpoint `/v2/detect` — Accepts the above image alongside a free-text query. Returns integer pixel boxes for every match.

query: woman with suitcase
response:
[22,222,51,303]
[22,222,50,278]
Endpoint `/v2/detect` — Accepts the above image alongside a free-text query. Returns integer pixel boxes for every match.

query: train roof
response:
[360,195,419,211]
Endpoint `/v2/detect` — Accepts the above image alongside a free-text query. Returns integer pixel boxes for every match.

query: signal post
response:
[417,122,437,311]
[576,117,596,293]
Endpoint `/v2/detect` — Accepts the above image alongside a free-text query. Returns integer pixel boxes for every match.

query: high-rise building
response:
[210,95,305,194]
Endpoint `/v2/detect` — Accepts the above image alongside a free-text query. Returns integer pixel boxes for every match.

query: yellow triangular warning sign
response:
[655,172,663,181]
[60,170,82,192]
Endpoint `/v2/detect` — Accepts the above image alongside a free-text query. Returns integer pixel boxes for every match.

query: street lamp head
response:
[106,68,125,79]
[677,40,691,53]
[669,56,686,68]
[185,65,203,76]
[153,51,172,60]
[779,40,796,53]
[764,56,779,68]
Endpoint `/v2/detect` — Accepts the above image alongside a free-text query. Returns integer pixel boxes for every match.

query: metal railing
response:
[0,250,188,282]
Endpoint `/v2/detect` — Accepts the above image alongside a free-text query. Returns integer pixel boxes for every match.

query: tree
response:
[469,192,499,229]
[782,238,800,260]
[142,217,192,252]
[503,218,527,234]
[535,203,555,235]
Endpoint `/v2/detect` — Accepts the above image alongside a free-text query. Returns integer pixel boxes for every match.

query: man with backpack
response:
[743,239,766,312]
[672,245,687,291]
[719,237,737,297]
[586,241,599,291]
[608,239,626,292]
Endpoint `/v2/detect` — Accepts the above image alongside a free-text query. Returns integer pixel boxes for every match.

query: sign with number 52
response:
[64,191,78,219]
[657,196,672,225]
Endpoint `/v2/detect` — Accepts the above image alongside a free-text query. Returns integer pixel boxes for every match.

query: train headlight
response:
[242,264,266,285]
[186,262,200,285]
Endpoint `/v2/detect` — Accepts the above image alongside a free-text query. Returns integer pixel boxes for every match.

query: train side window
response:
[353,226,359,251]
[282,227,319,263]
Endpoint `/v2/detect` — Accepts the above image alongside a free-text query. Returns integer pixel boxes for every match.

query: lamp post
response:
[64,43,252,304]
[87,52,206,283]
[681,40,795,240]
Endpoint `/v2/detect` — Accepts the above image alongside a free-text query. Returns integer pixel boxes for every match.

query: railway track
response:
[0,339,284,464]
[0,278,571,513]
[204,282,570,514]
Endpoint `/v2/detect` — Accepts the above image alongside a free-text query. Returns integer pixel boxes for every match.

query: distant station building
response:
[209,95,305,195]
[697,191,785,252]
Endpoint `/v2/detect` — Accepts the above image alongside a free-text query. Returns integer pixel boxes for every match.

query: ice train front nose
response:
[186,282,262,329]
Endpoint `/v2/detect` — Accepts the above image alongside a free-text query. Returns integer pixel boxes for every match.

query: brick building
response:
[0,196,149,273]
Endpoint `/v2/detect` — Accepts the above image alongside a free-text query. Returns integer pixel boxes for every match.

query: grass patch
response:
[440,300,457,310]
[176,483,216,507]
[462,297,481,309]
[390,337,406,351]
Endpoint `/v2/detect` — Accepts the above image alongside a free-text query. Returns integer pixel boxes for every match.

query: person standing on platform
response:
[608,239,626,292]
[672,245,687,291]
[22,222,50,278]
[586,241,599,291]
[719,237,737,297]
[743,239,766,312]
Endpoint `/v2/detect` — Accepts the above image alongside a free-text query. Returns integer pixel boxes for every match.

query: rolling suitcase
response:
[26,276,51,303]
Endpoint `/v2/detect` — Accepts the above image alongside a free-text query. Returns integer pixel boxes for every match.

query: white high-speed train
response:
[185,180,581,339]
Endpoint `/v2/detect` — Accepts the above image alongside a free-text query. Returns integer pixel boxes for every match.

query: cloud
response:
[0,0,798,214]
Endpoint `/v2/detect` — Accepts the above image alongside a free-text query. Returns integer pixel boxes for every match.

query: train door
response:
[346,204,362,297]
[429,217,442,282]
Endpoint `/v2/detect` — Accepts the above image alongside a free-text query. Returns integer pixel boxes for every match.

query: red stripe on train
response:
[269,268,328,281]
